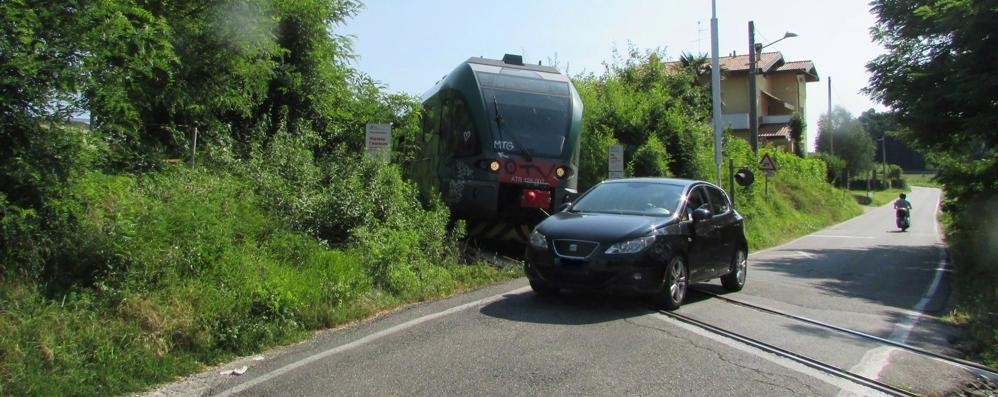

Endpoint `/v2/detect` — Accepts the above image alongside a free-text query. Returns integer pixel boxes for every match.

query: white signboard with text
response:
[608,144,624,180]
[365,123,391,162]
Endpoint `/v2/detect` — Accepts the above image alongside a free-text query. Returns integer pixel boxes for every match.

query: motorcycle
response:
[896,208,910,231]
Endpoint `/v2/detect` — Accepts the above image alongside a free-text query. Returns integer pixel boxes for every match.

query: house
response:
[671,52,820,153]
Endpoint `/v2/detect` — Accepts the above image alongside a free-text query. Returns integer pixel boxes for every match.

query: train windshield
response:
[477,72,571,158]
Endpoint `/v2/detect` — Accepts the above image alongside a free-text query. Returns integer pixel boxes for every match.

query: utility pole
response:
[190,126,198,166]
[828,76,833,156]
[748,21,759,155]
[881,135,888,188]
[710,0,723,185]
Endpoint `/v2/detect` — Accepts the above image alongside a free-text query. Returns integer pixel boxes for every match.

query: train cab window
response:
[442,96,480,157]
[421,96,440,143]
[705,186,730,215]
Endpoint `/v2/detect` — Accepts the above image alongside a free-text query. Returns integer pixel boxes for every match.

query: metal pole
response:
[710,0,723,185]
[828,76,833,156]
[882,136,888,188]
[748,21,759,155]
[729,159,735,208]
[191,126,198,166]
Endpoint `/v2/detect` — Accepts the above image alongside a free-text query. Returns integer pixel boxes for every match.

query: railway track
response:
[659,309,919,396]
[466,237,998,395]
[661,288,998,396]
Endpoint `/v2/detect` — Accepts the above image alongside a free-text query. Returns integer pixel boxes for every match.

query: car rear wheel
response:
[529,280,559,296]
[654,257,688,311]
[721,248,747,292]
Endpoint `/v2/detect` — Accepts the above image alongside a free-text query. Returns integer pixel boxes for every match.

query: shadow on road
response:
[479,285,722,325]
[479,290,647,325]
[751,244,948,313]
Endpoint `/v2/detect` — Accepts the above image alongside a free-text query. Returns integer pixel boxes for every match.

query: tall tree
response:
[575,46,714,189]
[857,109,926,171]
[816,107,876,178]
[865,0,997,201]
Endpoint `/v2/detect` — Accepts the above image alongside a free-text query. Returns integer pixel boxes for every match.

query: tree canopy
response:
[573,47,714,190]
[865,0,997,200]
[815,107,876,178]
[857,109,926,171]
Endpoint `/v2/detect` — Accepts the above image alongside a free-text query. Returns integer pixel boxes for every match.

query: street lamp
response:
[748,21,798,154]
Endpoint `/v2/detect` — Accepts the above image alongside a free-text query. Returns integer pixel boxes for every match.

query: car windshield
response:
[571,182,685,216]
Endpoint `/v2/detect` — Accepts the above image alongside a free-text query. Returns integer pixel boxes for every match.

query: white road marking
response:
[848,188,949,384]
[650,313,889,396]
[806,235,875,239]
[213,286,532,397]
[795,251,818,259]
[749,207,886,257]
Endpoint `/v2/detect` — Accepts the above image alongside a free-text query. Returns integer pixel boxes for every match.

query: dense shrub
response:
[574,47,713,191]
[627,135,672,177]
[721,137,860,250]
[0,161,508,395]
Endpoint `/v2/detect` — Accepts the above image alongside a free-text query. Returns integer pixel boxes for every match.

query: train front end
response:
[442,55,583,227]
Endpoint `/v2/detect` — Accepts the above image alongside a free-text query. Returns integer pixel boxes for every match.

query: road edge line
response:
[213,286,531,397]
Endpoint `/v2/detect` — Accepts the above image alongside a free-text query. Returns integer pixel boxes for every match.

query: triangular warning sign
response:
[759,153,777,171]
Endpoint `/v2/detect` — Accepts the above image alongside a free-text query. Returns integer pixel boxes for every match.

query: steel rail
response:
[659,310,918,397]
[698,289,998,378]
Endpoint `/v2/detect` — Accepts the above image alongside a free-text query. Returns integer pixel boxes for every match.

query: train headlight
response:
[489,160,501,172]
[555,167,566,178]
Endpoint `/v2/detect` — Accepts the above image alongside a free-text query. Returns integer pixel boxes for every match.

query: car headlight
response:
[528,230,548,250]
[604,235,655,254]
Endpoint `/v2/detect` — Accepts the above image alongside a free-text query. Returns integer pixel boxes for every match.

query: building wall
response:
[721,69,813,153]
[721,74,749,113]
[766,72,800,111]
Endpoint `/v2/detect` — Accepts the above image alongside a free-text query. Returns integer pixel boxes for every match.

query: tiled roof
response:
[777,60,820,82]
[665,52,819,82]
[718,52,783,73]
[759,123,791,138]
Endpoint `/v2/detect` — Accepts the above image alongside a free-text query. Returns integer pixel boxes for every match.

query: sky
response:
[340,0,888,151]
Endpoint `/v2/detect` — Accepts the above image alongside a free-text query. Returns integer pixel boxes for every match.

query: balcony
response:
[761,115,792,124]
[720,113,749,130]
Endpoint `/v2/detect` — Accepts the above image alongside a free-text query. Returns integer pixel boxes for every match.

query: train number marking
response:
[493,140,515,151]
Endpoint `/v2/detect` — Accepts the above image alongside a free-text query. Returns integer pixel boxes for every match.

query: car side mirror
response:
[692,207,713,222]
[555,202,572,212]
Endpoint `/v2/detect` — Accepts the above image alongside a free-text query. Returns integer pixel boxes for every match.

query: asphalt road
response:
[146,187,965,396]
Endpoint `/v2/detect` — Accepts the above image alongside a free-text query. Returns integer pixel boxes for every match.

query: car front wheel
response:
[721,248,747,292]
[654,256,688,311]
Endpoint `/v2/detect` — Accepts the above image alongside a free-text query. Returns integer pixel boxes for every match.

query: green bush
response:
[721,138,861,250]
[573,46,714,190]
[0,161,514,395]
[812,152,846,185]
[946,195,998,366]
[627,135,672,177]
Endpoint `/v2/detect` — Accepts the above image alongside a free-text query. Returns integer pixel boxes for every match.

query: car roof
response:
[601,177,698,187]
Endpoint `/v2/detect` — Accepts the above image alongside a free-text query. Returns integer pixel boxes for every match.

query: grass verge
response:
[0,165,520,396]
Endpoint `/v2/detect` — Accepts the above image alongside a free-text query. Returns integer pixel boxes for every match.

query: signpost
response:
[758,153,778,196]
[365,123,391,162]
[608,144,624,180]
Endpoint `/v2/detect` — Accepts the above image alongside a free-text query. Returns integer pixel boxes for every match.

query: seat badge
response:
[569,243,578,252]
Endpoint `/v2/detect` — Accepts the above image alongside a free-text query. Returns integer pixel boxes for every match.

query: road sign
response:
[759,153,777,172]
[608,144,624,179]
[365,123,391,162]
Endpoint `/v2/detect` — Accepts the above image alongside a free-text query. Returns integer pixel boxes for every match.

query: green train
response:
[406,54,583,239]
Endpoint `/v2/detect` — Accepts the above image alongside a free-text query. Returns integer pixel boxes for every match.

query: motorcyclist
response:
[894,193,912,228]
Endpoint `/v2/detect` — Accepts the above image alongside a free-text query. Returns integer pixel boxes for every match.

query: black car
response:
[524,178,748,310]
